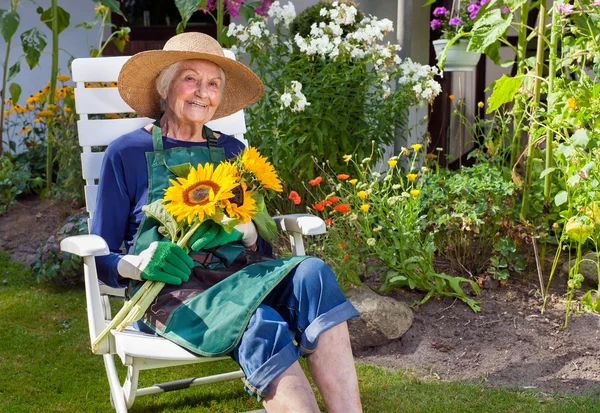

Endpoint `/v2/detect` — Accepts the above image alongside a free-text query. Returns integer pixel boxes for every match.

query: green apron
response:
[131,125,307,356]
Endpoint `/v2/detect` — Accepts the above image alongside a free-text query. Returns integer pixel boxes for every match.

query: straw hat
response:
[117,32,264,120]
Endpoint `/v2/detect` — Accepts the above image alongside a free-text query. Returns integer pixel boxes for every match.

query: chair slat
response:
[85,184,98,213]
[74,87,135,114]
[82,152,104,181]
[72,56,131,83]
[206,110,247,136]
[78,118,155,147]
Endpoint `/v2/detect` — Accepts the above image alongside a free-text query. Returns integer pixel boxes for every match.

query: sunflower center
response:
[184,180,220,206]
[231,185,244,207]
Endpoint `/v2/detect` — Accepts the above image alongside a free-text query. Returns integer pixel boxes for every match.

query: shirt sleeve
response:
[90,142,131,288]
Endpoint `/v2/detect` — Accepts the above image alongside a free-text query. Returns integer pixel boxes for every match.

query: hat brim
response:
[117,50,264,120]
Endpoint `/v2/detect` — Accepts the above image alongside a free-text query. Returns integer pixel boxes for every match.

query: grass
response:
[1,250,599,412]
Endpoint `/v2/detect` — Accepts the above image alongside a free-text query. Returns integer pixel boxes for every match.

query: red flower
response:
[326,218,333,226]
[288,191,301,205]
[337,174,350,180]
[311,201,326,211]
[326,196,339,204]
[343,253,349,261]
[333,203,351,213]
[308,176,323,186]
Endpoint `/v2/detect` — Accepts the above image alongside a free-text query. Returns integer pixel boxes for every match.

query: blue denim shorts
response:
[231,257,359,401]
[134,257,359,401]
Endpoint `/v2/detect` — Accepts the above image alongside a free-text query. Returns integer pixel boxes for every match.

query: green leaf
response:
[423,0,437,5]
[0,9,20,43]
[9,83,21,105]
[239,4,256,22]
[142,200,179,241]
[571,128,589,147]
[468,9,511,53]
[20,27,47,69]
[40,6,70,35]
[95,0,125,18]
[484,41,501,66]
[166,162,192,178]
[539,167,556,179]
[554,190,568,206]
[175,0,205,30]
[251,192,278,245]
[7,60,20,82]
[486,75,521,113]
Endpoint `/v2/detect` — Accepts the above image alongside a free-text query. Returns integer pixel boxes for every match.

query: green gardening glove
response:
[138,241,194,285]
[189,221,243,251]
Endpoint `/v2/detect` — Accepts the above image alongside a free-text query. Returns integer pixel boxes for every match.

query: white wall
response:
[0,0,100,151]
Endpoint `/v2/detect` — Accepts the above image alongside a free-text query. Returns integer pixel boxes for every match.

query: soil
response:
[3,197,600,396]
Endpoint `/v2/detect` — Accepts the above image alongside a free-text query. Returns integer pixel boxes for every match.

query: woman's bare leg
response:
[262,361,320,413]
[306,322,363,413]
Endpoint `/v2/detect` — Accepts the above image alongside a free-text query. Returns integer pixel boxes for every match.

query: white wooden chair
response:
[60,52,326,413]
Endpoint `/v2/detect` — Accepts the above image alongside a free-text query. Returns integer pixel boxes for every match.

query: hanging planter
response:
[433,39,482,72]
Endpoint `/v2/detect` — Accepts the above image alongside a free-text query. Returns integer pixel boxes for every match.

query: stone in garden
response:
[346,285,413,350]
[559,252,599,288]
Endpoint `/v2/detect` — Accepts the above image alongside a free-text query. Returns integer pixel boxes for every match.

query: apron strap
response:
[151,122,165,164]
[203,125,220,163]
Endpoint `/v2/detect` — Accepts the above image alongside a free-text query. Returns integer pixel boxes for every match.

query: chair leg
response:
[123,365,140,409]
[103,354,128,413]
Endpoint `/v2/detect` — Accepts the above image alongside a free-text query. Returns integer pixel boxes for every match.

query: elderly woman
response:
[93,32,362,412]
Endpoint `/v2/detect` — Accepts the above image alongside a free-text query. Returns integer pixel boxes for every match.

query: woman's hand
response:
[117,241,194,285]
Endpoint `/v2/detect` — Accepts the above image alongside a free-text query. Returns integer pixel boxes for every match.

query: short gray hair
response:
[156,60,226,112]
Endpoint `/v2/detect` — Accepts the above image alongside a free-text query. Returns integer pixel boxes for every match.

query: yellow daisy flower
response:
[566,98,577,110]
[34,117,43,123]
[410,189,421,198]
[357,191,368,199]
[163,162,238,224]
[57,74,70,82]
[240,147,283,192]
[221,182,256,224]
[36,110,54,117]
[407,173,418,182]
[387,159,398,168]
[19,125,32,135]
[411,144,423,152]
[360,204,370,212]
[343,154,352,164]
[349,179,358,185]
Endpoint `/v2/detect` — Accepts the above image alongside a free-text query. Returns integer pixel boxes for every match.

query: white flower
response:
[290,80,302,93]
[373,225,382,232]
[348,213,358,221]
[361,157,371,164]
[280,92,292,108]
[268,1,296,26]
[392,184,401,190]
[367,238,376,247]
[371,171,381,178]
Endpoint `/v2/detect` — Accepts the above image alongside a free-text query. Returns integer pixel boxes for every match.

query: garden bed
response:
[4,197,600,397]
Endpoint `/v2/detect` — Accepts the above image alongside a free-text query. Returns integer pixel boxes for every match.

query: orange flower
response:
[338,241,347,249]
[288,191,301,205]
[308,176,322,186]
[326,218,333,226]
[311,201,326,211]
[333,203,351,213]
[326,195,339,204]
[337,174,350,180]
[343,253,349,261]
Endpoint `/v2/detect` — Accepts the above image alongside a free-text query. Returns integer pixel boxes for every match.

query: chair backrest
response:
[72,50,248,231]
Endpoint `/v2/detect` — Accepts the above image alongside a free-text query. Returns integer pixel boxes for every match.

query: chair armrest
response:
[60,234,110,257]
[273,214,326,236]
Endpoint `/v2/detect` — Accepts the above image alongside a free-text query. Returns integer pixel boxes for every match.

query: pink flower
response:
[198,0,216,13]
[555,3,574,15]
[593,0,600,6]
[224,0,242,18]
[254,0,272,17]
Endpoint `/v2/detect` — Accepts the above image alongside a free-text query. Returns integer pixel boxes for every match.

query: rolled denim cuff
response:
[299,300,359,356]
[242,339,300,401]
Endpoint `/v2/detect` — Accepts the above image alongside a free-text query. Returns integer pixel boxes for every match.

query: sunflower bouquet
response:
[92,147,282,351]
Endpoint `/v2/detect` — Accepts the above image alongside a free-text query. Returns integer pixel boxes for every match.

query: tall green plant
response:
[0,0,20,157]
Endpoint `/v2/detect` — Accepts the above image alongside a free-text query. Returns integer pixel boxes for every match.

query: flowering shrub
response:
[291,147,481,311]
[429,0,510,40]
[3,75,81,202]
[228,1,440,211]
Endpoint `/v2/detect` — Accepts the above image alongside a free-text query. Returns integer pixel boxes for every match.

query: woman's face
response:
[162,59,222,126]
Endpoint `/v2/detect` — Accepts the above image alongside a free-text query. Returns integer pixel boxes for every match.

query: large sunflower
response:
[164,162,237,224]
[220,182,256,223]
[240,147,283,192]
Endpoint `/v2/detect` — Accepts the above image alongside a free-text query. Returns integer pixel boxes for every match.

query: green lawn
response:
[1,250,598,412]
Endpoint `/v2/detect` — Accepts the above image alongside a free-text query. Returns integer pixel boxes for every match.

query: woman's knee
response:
[292,257,338,293]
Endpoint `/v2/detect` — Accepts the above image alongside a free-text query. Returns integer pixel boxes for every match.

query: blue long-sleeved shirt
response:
[91,127,247,288]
